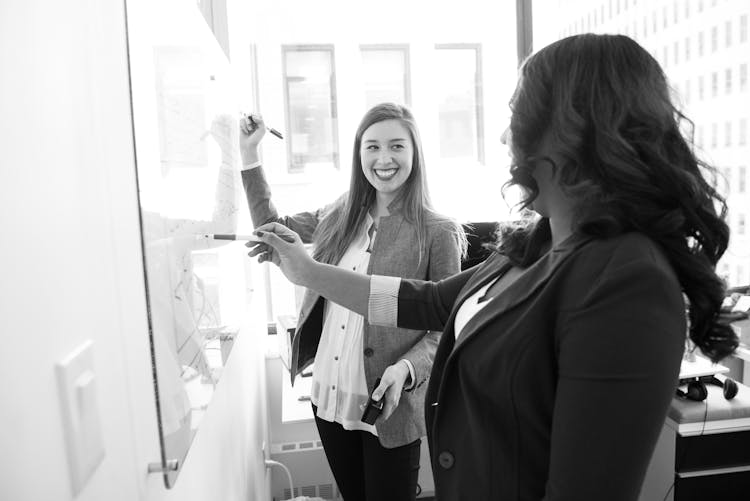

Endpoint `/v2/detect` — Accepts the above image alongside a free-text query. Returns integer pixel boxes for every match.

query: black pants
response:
[313,406,421,501]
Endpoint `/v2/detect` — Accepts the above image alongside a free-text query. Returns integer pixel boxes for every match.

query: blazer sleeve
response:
[543,254,686,501]
[400,221,463,389]
[241,167,326,243]
[382,264,476,332]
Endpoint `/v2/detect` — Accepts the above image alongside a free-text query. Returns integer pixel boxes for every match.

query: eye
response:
[391,144,405,151]
[365,144,379,151]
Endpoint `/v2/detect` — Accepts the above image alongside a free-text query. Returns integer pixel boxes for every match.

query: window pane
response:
[360,47,409,109]
[435,46,483,162]
[283,47,339,173]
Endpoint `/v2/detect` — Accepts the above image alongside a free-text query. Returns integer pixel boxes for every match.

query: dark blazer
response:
[242,167,461,447]
[393,227,685,500]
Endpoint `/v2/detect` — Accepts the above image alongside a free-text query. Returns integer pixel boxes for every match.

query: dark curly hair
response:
[499,34,737,362]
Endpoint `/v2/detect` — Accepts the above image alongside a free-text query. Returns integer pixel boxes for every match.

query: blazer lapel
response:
[452,232,592,352]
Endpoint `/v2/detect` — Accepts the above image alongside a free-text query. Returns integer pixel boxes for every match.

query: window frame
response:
[281,44,340,174]
[434,42,486,165]
[359,43,412,108]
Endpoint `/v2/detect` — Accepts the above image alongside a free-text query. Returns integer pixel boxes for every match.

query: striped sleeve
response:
[368,275,401,326]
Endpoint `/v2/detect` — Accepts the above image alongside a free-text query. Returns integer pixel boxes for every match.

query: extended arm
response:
[251,222,471,329]
[239,115,324,242]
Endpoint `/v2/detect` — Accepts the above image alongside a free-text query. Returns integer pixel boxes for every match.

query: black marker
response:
[203,233,295,243]
[246,114,284,140]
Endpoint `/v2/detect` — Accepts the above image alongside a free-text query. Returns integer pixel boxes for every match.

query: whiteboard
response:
[125,0,249,487]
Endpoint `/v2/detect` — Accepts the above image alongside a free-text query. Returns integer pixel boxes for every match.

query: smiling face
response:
[359,119,414,201]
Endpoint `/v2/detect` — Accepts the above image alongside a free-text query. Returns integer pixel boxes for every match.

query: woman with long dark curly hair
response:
[248,34,738,500]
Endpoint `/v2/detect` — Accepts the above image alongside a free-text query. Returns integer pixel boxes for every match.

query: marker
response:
[245,114,284,140]
[267,127,284,140]
[205,234,262,242]
[204,233,295,243]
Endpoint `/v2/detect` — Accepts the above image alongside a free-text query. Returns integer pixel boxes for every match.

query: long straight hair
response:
[312,103,453,265]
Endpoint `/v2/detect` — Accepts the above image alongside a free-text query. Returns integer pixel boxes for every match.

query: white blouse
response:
[452,276,499,340]
[311,214,378,434]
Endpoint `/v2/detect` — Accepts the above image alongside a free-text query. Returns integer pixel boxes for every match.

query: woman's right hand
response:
[247,222,314,287]
[238,113,266,165]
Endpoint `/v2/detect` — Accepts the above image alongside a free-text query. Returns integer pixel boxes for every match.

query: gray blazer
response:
[242,167,461,447]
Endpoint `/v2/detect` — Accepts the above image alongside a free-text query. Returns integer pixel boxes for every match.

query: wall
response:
[0,1,269,500]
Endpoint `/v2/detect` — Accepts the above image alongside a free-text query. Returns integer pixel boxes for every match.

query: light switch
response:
[56,340,105,495]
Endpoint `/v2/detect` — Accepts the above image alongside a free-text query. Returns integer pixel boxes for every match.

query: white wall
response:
[0,1,269,500]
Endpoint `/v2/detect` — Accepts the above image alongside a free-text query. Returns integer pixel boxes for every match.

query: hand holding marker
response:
[242,113,283,140]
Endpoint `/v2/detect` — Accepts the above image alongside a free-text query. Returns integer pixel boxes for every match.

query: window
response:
[726,20,733,47]
[725,166,732,193]
[282,46,339,173]
[711,71,718,97]
[685,80,691,103]
[663,46,668,67]
[685,36,691,61]
[673,41,679,65]
[739,166,747,193]
[711,123,718,148]
[698,31,704,56]
[711,26,718,52]
[741,15,748,43]
[663,6,668,28]
[741,63,748,92]
[725,121,732,146]
[726,68,732,94]
[360,45,411,109]
[698,75,705,100]
[673,1,679,24]
[434,44,484,163]
[739,214,746,236]
[685,1,690,19]
[741,119,748,146]
[697,125,704,147]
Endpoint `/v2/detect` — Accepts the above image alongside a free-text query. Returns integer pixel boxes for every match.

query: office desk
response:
[639,378,750,501]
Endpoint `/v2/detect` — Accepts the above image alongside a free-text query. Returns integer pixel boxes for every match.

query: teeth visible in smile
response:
[375,168,397,180]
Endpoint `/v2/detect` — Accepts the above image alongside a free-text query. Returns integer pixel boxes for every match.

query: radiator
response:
[270,436,435,500]
[270,440,342,501]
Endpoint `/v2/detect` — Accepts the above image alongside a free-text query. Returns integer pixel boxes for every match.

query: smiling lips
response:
[374,168,398,180]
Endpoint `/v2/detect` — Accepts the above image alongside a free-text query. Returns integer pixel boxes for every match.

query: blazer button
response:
[363,347,374,357]
[438,451,454,470]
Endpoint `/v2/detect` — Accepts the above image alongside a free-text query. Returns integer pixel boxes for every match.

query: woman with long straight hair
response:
[239,102,466,501]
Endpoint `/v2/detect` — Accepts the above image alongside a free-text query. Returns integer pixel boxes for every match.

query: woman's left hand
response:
[371,361,411,421]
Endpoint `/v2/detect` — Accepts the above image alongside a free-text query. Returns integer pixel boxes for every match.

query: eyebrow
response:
[363,138,408,143]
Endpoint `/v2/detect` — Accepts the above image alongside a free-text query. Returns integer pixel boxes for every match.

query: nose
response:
[378,150,393,165]
[500,127,510,145]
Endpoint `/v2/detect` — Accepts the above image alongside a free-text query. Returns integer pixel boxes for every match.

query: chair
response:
[461,222,500,271]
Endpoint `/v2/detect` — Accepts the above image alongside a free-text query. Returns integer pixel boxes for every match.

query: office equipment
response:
[361,377,384,425]
[640,371,750,500]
